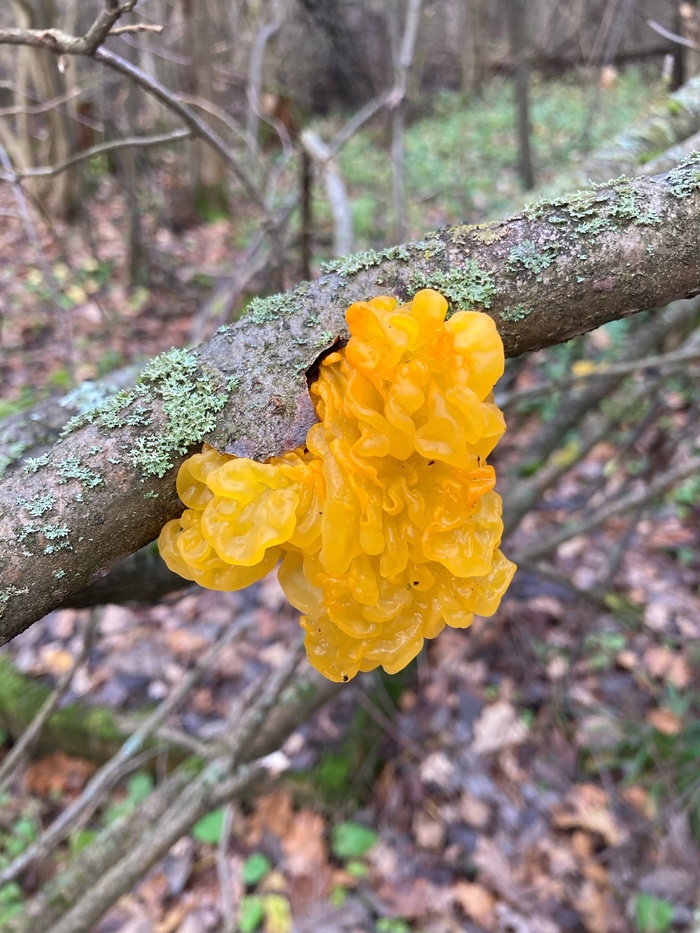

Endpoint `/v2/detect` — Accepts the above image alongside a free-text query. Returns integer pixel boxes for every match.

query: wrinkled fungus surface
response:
[159,289,515,681]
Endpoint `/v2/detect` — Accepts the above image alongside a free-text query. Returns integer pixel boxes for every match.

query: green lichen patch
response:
[408,259,496,310]
[603,178,661,226]
[59,380,117,415]
[0,438,29,479]
[0,585,29,618]
[320,244,415,279]
[466,223,510,246]
[506,239,561,280]
[501,305,533,323]
[58,349,230,479]
[57,456,103,488]
[245,292,296,325]
[16,520,72,555]
[666,152,700,198]
[16,493,55,517]
[23,453,50,473]
[524,176,661,239]
[128,350,229,477]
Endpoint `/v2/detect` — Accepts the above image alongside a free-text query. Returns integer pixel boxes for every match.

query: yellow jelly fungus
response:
[159,289,516,682]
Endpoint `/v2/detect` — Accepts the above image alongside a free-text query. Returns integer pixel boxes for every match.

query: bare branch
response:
[0,0,138,56]
[0,127,192,180]
[0,23,270,216]
[514,456,700,565]
[647,18,700,51]
[0,617,251,888]
[94,47,269,214]
[0,86,81,117]
[300,129,353,256]
[2,163,700,644]
[109,23,164,37]
[0,612,98,788]
[500,345,700,409]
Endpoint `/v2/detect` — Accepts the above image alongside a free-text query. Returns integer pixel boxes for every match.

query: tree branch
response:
[0,127,192,180]
[2,161,700,644]
[0,0,139,56]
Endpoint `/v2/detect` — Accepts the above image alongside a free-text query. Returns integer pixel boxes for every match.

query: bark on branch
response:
[2,160,700,644]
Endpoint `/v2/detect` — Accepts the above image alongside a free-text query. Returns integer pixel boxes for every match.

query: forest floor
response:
[1,70,699,933]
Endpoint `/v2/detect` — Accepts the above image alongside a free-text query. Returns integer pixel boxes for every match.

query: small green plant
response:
[608,687,700,840]
[103,771,154,824]
[634,892,674,932]
[191,807,226,845]
[583,631,627,671]
[0,810,40,924]
[238,895,265,933]
[331,821,378,861]
[377,918,412,933]
[0,881,24,924]
[241,852,271,886]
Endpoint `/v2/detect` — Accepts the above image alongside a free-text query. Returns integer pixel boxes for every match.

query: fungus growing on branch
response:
[159,289,515,681]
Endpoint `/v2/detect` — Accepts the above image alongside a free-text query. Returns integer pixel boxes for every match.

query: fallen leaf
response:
[24,752,95,798]
[282,810,327,879]
[553,784,621,846]
[452,881,495,926]
[458,791,490,830]
[573,880,624,933]
[37,646,75,675]
[249,790,294,843]
[472,700,529,755]
[620,785,655,820]
[419,750,455,788]
[164,629,210,656]
[412,809,445,850]
[646,707,682,735]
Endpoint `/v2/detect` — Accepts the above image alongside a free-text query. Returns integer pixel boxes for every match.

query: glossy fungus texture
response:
[159,289,516,681]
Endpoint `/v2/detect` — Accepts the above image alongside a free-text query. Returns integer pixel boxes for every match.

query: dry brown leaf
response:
[620,785,655,820]
[282,809,327,879]
[452,881,495,926]
[472,700,529,756]
[249,789,294,843]
[459,790,490,830]
[571,830,594,860]
[553,784,621,846]
[37,646,75,675]
[412,809,445,850]
[647,707,682,735]
[164,629,210,656]
[376,878,451,920]
[573,880,624,933]
[24,751,95,798]
[615,649,636,670]
[419,750,455,788]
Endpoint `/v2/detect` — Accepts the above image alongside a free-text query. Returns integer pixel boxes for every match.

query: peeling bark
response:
[2,162,700,644]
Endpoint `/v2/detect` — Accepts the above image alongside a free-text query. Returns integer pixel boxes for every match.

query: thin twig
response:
[217,803,237,933]
[94,47,269,214]
[0,128,192,181]
[0,140,76,384]
[109,23,164,37]
[499,346,700,409]
[647,18,700,51]
[514,456,700,563]
[0,616,251,887]
[0,86,81,118]
[40,644,307,933]
[0,613,99,788]
[329,89,392,155]
[389,0,424,243]
[245,2,283,156]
